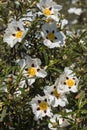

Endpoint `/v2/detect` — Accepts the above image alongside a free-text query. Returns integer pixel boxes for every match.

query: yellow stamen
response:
[52,122,58,128]
[39,101,48,111]
[24,21,31,27]
[15,31,23,38]
[47,32,55,41]
[66,79,75,88]
[53,88,60,98]
[28,67,36,76]
[43,8,52,16]
[45,18,54,23]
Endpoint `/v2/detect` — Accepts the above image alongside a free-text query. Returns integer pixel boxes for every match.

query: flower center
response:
[24,21,31,27]
[43,8,52,16]
[53,88,60,98]
[45,18,54,23]
[39,101,48,111]
[28,67,36,76]
[66,79,75,87]
[15,31,23,38]
[52,122,58,128]
[47,32,55,41]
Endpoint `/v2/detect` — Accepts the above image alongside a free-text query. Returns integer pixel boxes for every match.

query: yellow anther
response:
[39,101,48,111]
[28,67,36,76]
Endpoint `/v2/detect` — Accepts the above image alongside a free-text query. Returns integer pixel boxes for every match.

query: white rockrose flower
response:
[30,95,53,120]
[68,7,82,15]
[0,85,8,93]
[56,67,79,94]
[41,22,66,48]
[60,19,68,29]
[72,0,79,4]
[3,19,28,48]
[17,55,47,86]
[44,85,68,107]
[19,10,36,28]
[37,0,62,21]
[48,109,73,129]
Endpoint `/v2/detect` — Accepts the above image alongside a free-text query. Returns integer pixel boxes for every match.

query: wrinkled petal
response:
[36,69,47,78]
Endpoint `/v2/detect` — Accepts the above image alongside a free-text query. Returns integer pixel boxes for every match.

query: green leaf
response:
[0,107,7,122]
[42,49,49,65]
[81,110,87,114]
[78,94,85,109]
[48,67,62,73]
[79,100,87,109]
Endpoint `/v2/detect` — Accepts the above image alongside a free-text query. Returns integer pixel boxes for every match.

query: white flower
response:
[8,126,15,130]
[66,31,74,37]
[14,79,29,97]
[0,85,8,93]
[3,19,28,48]
[44,85,68,107]
[48,114,60,130]
[17,55,47,86]
[79,39,85,45]
[41,22,66,48]
[56,67,79,94]
[19,10,36,28]
[37,0,62,21]
[72,0,79,4]
[71,19,78,24]
[30,95,53,120]
[48,109,73,129]
[60,19,68,29]
[68,7,82,15]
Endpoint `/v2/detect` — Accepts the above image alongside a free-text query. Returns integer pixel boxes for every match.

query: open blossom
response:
[48,109,73,130]
[19,10,36,28]
[17,55,47,86]
[71,0,79,4]
[30,95,53,120]
[68,7,82,15]
[44,85,68,107]
[60,19,68,29]
[41,22,66,48]
[56,67,79,94]
[37,0,62,21]
[3,19,28,48]
[0,81,8,93]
